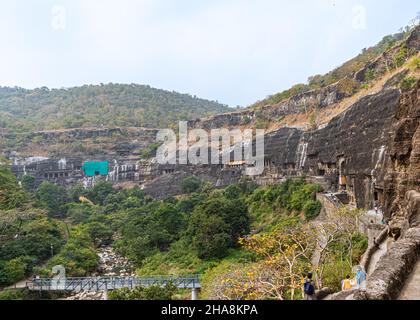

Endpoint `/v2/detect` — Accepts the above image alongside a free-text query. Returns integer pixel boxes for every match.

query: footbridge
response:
[26,275,201,299]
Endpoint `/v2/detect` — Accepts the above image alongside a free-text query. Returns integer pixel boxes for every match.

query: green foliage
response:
[103,186,146,213]
[115,201,187,264]
[21,175,36,193]
[140,142,162,159]
[176,193,206,214]
[251,84,308,109]
[68,183,86,202]
[308,111,318,130]
[242,116,252,125]
[244,179,322,230]
[407,55,420,70]
[66,203,97,224]
[321,260,352,292]
[190,214,232,259]
[85,181,116,206]
[0,210,64,286]
[0,289,26,300]
[303,200,322,220]
[0,165,27,209]
[188,195,250,259]
[393,46,408,68]
[83,221,113,246]
[136,238,206,276]
[364,69,376,82]
[0,257,28,284]
[108,283,177,300]
[0,215,64,262]
[0,84,231,133]
[44,226,99,277]
[36,182,68,217]
[255,119,269,129]
[400,76,417,91]
[321,231,368,291]
[180,176,202,194]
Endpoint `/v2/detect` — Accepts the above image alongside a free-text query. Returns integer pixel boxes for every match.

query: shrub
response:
[21,175,36,192]
[83,221,113,246]
[45,226,99,277]
[108,283,177,300]
[393,46,408,68]
[364,69,376,82]
[407,56,420,70]
[36,182,69,217]
[0,257,29,285]
[0,289,27,300]
[303,200,322,220]
[0,165,27,209]
[181,176,202,194]
[400,76,417,91]
[242,116,251,125]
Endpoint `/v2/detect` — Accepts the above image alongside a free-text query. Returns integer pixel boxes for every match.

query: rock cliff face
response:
[383,81,420,221]
[4,30,418,210]
[327,82,419,300]
[4,127,158,159]
[254,88,401,209]
[189,26,419,132]
[355,27,420,82]
[188,80,353,130]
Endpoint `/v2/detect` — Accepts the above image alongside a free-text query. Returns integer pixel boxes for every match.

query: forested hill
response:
[0,83,231,132]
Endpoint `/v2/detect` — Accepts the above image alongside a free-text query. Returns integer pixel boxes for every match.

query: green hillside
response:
[0,83,231,133]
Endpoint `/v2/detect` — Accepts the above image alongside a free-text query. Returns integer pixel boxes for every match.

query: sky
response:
[0,0,418,107]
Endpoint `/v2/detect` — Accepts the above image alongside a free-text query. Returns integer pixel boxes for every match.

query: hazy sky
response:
[0,0,418,107]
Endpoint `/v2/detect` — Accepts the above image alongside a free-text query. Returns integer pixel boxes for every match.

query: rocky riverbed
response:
[63,246,135,300]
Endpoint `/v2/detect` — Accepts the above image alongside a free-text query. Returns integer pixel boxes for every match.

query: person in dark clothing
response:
[303,272,316,300]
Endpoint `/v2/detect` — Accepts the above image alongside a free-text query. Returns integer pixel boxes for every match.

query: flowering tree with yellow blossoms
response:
[213,223,316,300]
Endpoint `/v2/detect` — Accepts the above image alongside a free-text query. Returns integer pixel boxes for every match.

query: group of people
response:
[341,266,368,291]
[302,266,368,300]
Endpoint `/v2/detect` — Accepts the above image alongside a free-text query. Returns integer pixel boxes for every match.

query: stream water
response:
[64,246,135,300]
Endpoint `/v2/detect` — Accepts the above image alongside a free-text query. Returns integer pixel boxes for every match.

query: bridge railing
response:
[26,274,201,292]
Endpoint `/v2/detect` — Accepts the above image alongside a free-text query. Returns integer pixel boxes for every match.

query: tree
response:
[310,207,365,288]
[303,200,322,220]
[190,214,231,259]
[0,165,27,210]
[36,182,68,217]
[21,175,36,192]
[45,226,99,277]
[0,216,64,262]
[181,176,202,194]
[1,257,28,284]
[213,224,316,300]
[86,181,116,205]
[84,221,113,246]
[188,195,250,259]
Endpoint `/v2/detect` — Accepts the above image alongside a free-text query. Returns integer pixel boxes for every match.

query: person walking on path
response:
[341,275,352,291]
[356,267,367,288]
[303,273,316,300]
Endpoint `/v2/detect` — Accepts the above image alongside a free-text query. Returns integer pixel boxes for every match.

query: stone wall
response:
[358,226,420,300]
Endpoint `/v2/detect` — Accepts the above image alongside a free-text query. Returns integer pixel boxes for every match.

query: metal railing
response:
[26,274,201,292]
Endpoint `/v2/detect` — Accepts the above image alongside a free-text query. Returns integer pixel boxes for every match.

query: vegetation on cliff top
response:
[249,23,417,110]
[0,83,231,133]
